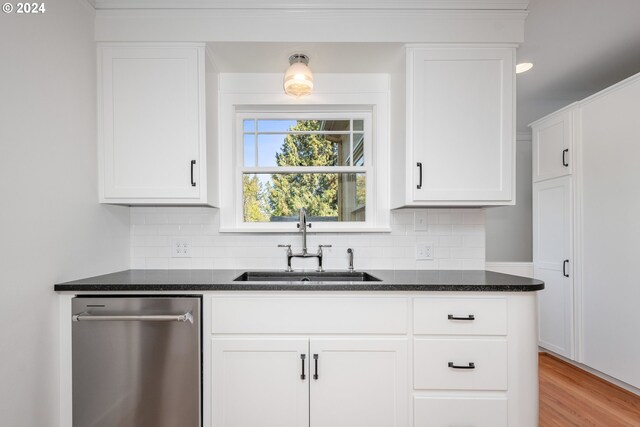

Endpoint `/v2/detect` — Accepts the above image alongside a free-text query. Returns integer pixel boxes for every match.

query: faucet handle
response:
[318,244,332,253]
[278,244,292,252]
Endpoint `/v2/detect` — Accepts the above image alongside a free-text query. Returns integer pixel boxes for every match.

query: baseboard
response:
[485,262,534,278]
[539,348,640,396]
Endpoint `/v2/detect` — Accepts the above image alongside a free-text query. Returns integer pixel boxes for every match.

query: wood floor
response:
[539,352,640,426]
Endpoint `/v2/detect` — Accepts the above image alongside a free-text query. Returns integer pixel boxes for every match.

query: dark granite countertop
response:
[55,269,543,292]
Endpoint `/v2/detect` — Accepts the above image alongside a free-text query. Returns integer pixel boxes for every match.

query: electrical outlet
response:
[416,242,434,260]
[172,238,192,258]
[414,211,428,231]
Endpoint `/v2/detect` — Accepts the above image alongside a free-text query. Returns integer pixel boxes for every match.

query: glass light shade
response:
[284,61,314,97]
[516,62,534,74]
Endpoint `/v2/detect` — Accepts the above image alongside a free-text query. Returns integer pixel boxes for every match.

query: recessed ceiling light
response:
[516,62,534,74]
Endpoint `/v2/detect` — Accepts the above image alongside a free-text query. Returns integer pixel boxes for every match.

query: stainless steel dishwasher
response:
[72,296,201,427]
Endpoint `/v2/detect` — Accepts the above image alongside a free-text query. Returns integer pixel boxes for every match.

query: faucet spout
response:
[298,208,310,254]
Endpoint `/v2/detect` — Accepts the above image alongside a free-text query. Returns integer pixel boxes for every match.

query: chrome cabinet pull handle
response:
[416,162,423,189]
[563,259,570,277]
[562,149,569,167]
[300,354,306,380]
[448,362,475,369]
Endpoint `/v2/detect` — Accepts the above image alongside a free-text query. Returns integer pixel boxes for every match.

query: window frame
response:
[235,110,375,231]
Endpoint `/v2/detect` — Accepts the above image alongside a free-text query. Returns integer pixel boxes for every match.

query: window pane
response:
[257,119,350,133]
[243,134,256,167]
[353,120,364,131]
[353,133,365,166]
[243,119,255,132]
[257,133,351,167]
[257,119,298,132]
[243,173,365,223]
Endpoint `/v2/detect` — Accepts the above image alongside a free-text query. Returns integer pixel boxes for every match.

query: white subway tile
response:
[428,225,452,236]
[167,213,191,225]
[145,213,168,225]
[146,258,169,269]
[131,258,146,269]
[435,247,450,259]
[157,225,181,236]
[132,225,158,236]
[191,214,216,225]
[462,259,486,269]
[438,236,463,247]
[438,259,462,269]
[391,211,414,225]
[393,259,417,270]
[169,258,192,269]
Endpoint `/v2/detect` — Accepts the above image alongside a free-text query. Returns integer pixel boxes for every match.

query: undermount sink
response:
[233,271,381,282]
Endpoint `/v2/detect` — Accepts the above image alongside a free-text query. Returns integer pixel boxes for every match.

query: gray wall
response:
[0,2,131,425]
[485,136,533,262]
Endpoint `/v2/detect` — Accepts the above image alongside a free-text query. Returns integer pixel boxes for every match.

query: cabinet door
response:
[211,338,309,427]
[532,109,573,182]
[309,338,407,427]
[533,176,573,359]
[99,45,204,202]
[409,47,514,203]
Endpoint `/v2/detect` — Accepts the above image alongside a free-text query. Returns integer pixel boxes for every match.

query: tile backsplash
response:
[130,208,485,270]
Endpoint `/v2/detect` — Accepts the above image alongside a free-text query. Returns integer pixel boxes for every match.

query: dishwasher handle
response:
[72,312,193,323]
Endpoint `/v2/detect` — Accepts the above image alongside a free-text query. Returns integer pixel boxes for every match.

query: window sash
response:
[236,111,374,228]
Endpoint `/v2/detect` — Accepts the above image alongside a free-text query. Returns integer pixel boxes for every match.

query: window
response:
[238,112,371,226]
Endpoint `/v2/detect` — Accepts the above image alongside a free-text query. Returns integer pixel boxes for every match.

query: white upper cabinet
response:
[531,107,574,182]
[98,44,213,205]
[395,46,515,207]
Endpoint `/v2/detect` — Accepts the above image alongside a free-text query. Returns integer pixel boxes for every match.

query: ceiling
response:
[516,0,640,131]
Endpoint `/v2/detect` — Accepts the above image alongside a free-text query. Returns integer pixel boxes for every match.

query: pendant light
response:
[284,54,313,97]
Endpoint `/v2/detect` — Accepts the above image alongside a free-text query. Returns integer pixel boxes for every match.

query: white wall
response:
[485,135,533,262]
[0,2,131,426]
[130,208,486,270]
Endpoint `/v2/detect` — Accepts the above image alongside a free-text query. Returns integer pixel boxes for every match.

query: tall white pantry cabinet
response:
[531,72,640,390]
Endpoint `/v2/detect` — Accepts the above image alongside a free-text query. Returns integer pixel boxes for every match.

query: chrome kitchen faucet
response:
[278,208,331,272]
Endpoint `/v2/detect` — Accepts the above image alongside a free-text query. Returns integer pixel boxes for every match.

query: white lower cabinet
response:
[211,337,407,427]
[207,294,538,427]
[211,338,309,427]
[310,339,407,427]
[414,396,508,427]
[413,338,508,390]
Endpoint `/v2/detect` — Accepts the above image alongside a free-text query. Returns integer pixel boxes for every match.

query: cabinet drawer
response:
[413,297,506,335]
[414,396,507,427]
[211,297,408,334]
[414,338,507,390]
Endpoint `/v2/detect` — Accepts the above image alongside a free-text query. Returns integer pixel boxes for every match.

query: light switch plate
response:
[416,242,434,260]
[414,212,428,231]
